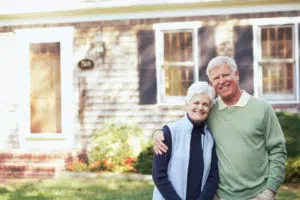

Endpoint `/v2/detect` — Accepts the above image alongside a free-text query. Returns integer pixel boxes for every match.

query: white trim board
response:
[15,27,75,151]
[153,21,201,104]
[0,3,299,26]
[252,17,300,104]
[250,16,300,25]
[0,0,224,15]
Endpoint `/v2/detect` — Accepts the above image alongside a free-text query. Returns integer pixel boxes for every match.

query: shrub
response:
[276,111,300,183]
[88,121,143,167]
[115,157,137,172]
[134,142,154,174]
[131,112,300,178]
[285,157,300,183]
[67,161,88,172]
[88,161,102,172]
[276,112,300,158]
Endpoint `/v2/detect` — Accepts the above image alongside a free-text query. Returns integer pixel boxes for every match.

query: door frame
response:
[15,27,75,151]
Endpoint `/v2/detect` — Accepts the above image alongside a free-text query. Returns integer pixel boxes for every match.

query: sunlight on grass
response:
[0,178,298,200]
[0,177,154,200]
[277,191,298,200]
[277,184,300,200]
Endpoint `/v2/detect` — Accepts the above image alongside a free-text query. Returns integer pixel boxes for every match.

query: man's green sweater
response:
[207,95,287,199]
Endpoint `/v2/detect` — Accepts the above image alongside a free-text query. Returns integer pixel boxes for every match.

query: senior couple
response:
[152,56,287,200]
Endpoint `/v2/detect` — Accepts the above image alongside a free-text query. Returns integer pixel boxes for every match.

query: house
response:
[0,0,299,178]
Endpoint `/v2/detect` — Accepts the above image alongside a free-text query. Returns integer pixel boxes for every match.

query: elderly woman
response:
[152,81,219,200]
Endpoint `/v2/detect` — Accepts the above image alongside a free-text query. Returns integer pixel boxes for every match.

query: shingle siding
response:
[0,10,299,151]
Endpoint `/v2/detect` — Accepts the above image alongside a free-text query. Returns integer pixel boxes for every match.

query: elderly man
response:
[153,56,287,200]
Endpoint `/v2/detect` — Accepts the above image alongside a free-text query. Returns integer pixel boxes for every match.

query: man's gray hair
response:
[206,56,238,79]
[185,81,216,103]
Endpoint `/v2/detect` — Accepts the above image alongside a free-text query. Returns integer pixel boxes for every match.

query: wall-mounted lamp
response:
[85,26,106,63]
[91,27,106,60]
[91,41,105,58]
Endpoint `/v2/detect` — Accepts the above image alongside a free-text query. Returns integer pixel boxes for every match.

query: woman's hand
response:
[153,130,168,155]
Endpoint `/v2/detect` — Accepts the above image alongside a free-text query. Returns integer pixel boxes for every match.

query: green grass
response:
[0,177,299,200]
[277,184,300,200]
[0,178,153,200]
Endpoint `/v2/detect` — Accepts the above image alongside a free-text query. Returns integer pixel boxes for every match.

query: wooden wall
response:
[0,10,299,151]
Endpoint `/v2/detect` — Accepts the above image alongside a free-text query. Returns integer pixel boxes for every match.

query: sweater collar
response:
[218,90,250,110]
[185,114,206,134]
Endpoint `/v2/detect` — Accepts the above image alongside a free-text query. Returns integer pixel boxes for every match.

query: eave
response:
[0,0,299,26]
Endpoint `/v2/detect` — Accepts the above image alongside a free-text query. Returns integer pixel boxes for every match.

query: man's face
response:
[185,94,211,123]
[209,64,240,101]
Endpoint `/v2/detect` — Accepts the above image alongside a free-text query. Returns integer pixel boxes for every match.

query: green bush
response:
[285,157,300,183]
[86,112,299,182]
[131,112,300,179]
[88,121,143,167]
[276,112,300,183]
[71,161,89,172]
[134,142,154,174]
[276,112,300,158]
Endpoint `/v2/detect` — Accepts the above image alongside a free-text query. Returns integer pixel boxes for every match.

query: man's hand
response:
[262,189,275,200]
[152,130,168,155]
[251,189,275,200]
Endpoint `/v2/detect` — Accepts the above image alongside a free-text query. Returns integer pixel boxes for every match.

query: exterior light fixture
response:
[91,41,105,58]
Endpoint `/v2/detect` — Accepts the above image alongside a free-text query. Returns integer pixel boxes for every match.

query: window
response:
[154,22,201,104]
[260,26,294,96]
[254,19,299,103]
[164,31,194,96]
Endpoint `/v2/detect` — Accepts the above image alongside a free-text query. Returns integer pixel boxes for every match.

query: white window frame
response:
[15,27,75,151]
[153,21,202,105]
[252,17,300,104]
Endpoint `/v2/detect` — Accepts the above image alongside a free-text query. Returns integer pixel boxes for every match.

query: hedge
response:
[276,112,300,183]
[134,112,300,183]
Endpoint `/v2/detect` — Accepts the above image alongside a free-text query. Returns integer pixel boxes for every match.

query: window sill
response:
[267,100,299,105]
[26,137,65,141]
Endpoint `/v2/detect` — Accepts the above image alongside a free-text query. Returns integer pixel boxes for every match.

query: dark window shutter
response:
[138,30,157,104]
[234,25,254,94]
[198,26,217,82]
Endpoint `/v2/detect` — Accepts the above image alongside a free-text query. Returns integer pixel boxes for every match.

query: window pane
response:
[164,32,193,62]
[30,42,61,133]
[165,66,194,96]
[262,63,294,94]
[261,27,293,59]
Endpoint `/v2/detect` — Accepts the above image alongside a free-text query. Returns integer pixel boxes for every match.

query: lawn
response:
[0,176,299,200]
[0,177,153,200]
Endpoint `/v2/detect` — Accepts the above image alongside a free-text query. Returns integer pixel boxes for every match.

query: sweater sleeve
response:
[263,104,287,193]
[199,143,219,200]
[152,126,182,200]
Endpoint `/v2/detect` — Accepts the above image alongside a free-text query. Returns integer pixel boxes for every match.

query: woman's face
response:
[185,94,211,123]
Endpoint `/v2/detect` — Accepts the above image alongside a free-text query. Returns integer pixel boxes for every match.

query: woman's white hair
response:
[185,81,216,104]
[206,56,238,79]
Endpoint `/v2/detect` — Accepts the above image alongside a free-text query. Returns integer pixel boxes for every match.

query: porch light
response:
[91,28,105,59]
[91,40,105,58]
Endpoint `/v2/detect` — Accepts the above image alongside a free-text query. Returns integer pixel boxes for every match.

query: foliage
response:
[66,160,88,172]
[66,112,300,184]
[275,112,300,183]
[117,157,137,172]
[133,111,300,178]
[88,160,102,172]
[285,157,300,183]
[87,158,137,172]
[134,142,154,175]
[276,112,300,158]
[88,121,143,169]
